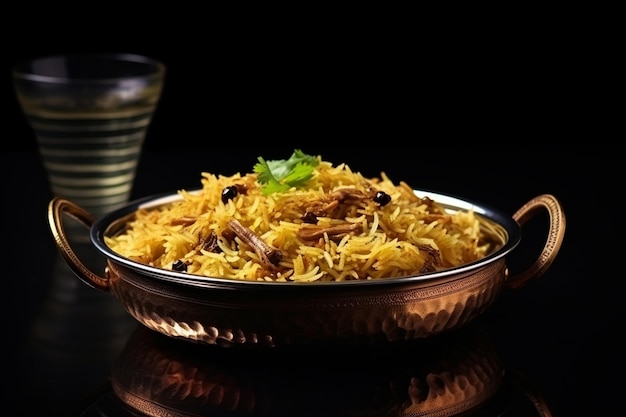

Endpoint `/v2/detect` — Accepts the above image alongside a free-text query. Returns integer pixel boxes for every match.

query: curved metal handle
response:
[507,194,566,289]
[48,197,111,291]
[504,368,554,416]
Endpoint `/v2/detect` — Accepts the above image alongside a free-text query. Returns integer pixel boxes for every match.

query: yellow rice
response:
[105,158,491,282]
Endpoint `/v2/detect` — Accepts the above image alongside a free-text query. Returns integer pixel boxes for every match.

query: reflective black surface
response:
[78,322,543,417]
[2,147,608,416]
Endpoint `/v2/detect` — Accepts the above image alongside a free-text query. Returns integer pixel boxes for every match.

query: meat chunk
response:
[298,222,362,242]
[227,219,283,269]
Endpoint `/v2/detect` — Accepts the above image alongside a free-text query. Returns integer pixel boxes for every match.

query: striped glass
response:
[13,53,165,219]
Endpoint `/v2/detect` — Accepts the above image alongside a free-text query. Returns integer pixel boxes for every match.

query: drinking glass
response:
[11,55,160,393]
[13,53,166,219]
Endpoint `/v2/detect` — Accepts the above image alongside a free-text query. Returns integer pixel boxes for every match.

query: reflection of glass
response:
[22,240,137,416]
[13,53,165,219]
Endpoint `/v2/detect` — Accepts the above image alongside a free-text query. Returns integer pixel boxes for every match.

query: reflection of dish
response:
[80,375,550,417]
[77,323,540,417]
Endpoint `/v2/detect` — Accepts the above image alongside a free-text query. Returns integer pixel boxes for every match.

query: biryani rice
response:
[105,157,492,282]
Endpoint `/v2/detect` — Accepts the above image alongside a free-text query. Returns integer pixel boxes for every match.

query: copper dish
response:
[48,190,565,347]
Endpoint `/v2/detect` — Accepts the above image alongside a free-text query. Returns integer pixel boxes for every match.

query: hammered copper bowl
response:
[48,190,565,348]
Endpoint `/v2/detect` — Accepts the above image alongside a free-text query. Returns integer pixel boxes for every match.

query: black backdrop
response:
[4,17,586,154]
[3,30,600,206]
[2,25,615,416]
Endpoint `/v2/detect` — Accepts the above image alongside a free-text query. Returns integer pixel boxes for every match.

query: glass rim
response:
[12,53,166,84]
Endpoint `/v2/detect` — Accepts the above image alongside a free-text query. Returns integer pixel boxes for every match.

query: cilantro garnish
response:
[253,149,320,195]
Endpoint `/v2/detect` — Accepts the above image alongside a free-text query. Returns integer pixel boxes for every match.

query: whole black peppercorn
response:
[221,185,239,203]
[374,191,391,206]
[172,259,187,272]
[301,211,318,224]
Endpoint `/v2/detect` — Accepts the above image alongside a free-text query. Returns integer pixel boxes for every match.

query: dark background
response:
[1,24,614,416]
[3,16,590,155]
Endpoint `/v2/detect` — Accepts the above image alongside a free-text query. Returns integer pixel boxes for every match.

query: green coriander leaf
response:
[253,149,320,195]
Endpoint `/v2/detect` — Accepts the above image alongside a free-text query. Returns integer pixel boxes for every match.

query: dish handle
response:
[48,197,110,291]
[507,194,566,289]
